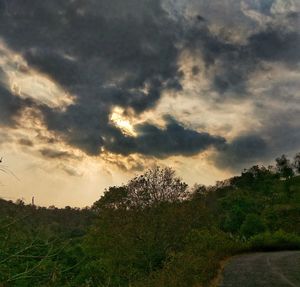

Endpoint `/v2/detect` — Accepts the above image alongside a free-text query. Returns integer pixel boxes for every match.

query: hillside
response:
[0,155,300,286]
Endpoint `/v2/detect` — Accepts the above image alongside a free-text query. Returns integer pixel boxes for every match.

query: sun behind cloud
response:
[110,107,137,137]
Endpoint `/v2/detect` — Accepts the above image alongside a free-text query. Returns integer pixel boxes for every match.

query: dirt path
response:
[219,251,300,287]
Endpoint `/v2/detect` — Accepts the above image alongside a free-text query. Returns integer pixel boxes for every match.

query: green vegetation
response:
[0,154,300,286]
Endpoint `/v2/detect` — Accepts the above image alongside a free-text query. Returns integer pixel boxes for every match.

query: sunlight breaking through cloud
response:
[0,40,74,109]
[110,107,137,137]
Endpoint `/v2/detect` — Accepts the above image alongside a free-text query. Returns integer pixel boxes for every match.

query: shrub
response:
[135,229,245,287]
[240,214,266,238]
[250,230,300,251]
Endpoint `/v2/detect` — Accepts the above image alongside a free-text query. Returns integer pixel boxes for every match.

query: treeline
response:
[0,153,300,286]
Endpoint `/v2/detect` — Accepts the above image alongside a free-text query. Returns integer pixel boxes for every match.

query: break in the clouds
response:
[0,0,299,174]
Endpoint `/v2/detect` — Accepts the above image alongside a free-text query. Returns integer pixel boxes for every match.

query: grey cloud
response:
[0,85,32,127]
[0,0,182,103]
[105,117,226,157]
[243,0,275,16]
[213,108,300,172]
[185,23,300,96]
[213,134,269,171]
[0,0,190,157]
[0,0,299,164]
[60,166,82,177]
[257,107,300,158]
[0,68,33,127]
[248,28,300,65]
[179,0,299,97]
[24,50,82,87]
[39,148,77,160]
[18,138,34,147]
[0,131,12,146]
[41,107,226,157]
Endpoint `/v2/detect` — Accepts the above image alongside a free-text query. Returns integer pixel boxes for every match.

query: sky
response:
[0,0,299,207]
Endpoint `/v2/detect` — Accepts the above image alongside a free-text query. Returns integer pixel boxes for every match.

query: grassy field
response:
[219,251,300,287]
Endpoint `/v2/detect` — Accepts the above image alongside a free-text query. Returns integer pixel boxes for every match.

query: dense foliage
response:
[0,154,300,286]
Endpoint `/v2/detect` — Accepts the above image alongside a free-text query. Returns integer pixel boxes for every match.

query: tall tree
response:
[126,166,188,208]
[94,167,188,210]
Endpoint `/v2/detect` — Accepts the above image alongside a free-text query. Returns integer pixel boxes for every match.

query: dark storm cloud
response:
[184,23,255,95]
[39,103,107,155]
[186,22,300,95]
[0,68,33,127]
[24,50,82,87]
[256,107,300,158]
[248,28,300,65]
[0,0,299,163]
[213,134,269,171]
[0,0,182,104]
[105,117,226,157]
[212,111,300,171]
[40,105,226,157]
[0,85,32,127]
[0,0,191,156]
[135,120,226,157]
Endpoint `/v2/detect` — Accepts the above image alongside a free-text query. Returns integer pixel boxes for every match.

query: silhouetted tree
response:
[190,184,207,200]
[93,186,129,210]
[275,155,294,179]
[94,167,188,210]
[126,166,188,208]
[293,153,300,174]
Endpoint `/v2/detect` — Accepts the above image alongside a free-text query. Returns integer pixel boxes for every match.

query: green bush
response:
[135,229,245,287]
[250,230,300,251]
[240,214,266,238]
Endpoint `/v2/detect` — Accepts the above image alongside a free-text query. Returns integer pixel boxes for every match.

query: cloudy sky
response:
[0,0,299,207]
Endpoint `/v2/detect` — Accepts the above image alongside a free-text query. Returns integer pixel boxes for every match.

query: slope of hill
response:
[0,155,299,286]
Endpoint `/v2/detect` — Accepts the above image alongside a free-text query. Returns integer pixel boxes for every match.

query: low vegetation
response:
[0,153,299,286]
